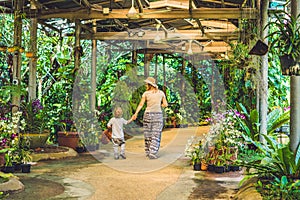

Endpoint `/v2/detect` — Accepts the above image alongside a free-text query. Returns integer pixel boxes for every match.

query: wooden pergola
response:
[0,0,258,111]
[0,0,257,56]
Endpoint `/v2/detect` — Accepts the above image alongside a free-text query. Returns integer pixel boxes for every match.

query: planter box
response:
[21,132,50,149]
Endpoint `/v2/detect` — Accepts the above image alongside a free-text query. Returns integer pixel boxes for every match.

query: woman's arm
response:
[132,96,146,120]
[161,96,168,108]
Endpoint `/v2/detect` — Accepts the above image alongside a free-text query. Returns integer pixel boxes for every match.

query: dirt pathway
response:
[7,126,242,200]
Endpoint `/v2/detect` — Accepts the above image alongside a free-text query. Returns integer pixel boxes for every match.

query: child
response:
[107,107,133,160]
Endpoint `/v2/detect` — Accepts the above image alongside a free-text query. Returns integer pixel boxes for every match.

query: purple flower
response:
[284,106,290,111]
[32,99,43,113]
[11,133,16,139]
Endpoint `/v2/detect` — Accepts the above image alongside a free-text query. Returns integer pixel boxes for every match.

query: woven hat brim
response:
[144,80,158,88]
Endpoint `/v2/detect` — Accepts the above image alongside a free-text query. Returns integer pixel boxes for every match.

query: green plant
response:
[238,135,300,199]
[185,137,206,165]
[19,148,32,164]
[256,176,300,200]
[265,10,300,61]
[4,150,14,167]
[236,103,290,143]
[20,99,47,133]
[239,133,300,187]
[236,103,259,142]
[0,111,24,150]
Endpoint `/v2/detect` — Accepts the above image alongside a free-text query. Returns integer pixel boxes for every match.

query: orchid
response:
[20,99,47,133]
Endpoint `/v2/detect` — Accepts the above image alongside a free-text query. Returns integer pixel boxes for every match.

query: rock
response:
[234,177,262,200]
[0,177,24,193]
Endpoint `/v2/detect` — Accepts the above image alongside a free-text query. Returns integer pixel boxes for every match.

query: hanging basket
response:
[279,55,296,75]
[249,40,269,56]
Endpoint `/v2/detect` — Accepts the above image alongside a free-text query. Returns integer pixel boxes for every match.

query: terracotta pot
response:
[57,131,80,150]
[0,153,5,166]
[201,161,208,171]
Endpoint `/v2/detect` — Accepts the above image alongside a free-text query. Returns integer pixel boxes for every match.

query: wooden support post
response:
[90,20,97,111]
[12,0,23,113]
[28,17,37,101]
[154,54,158,79]
[181,58,186,109]
[144,50,150,77]
[132,44,137,65]
[74,20,81,75]
[162,54,166,93]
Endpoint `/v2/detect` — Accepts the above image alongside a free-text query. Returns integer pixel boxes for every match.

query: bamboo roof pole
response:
[12,0,23,113]
[28,16,38,101]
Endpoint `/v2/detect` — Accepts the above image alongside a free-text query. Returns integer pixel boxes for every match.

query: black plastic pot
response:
[75,146,86,153]
[21,163,31,173]
[207,164,215,172]
[214,166,225,173]
[13,162,22,171]
[2,166,15,173]
[193,163,201,171]
[230,165,241,172]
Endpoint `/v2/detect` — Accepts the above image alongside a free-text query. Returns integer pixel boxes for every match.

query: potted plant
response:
[19,148,32,173]
[19,99,50,149]
[185,137,206,171]
[2,150,15,173]
[265,10,300,75]
[13,135,31,172]
[57,120,80,150]
[0,110,25,169]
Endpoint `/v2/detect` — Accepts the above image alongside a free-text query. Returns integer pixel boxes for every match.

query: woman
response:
[132,77,168,159]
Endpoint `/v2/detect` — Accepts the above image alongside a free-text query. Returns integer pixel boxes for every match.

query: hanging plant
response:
[265,10,300,75]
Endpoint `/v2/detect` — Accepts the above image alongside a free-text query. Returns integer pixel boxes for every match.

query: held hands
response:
[132,113,138,120]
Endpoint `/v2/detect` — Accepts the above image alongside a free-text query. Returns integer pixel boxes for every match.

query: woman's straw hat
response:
[144,77,158,88]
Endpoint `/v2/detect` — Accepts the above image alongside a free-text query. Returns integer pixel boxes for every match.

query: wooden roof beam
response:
[36,8,257,19]
[201,0,240,7]
[80,29,238,40]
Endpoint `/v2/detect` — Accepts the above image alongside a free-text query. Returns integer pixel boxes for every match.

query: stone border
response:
[31,146,78,162]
